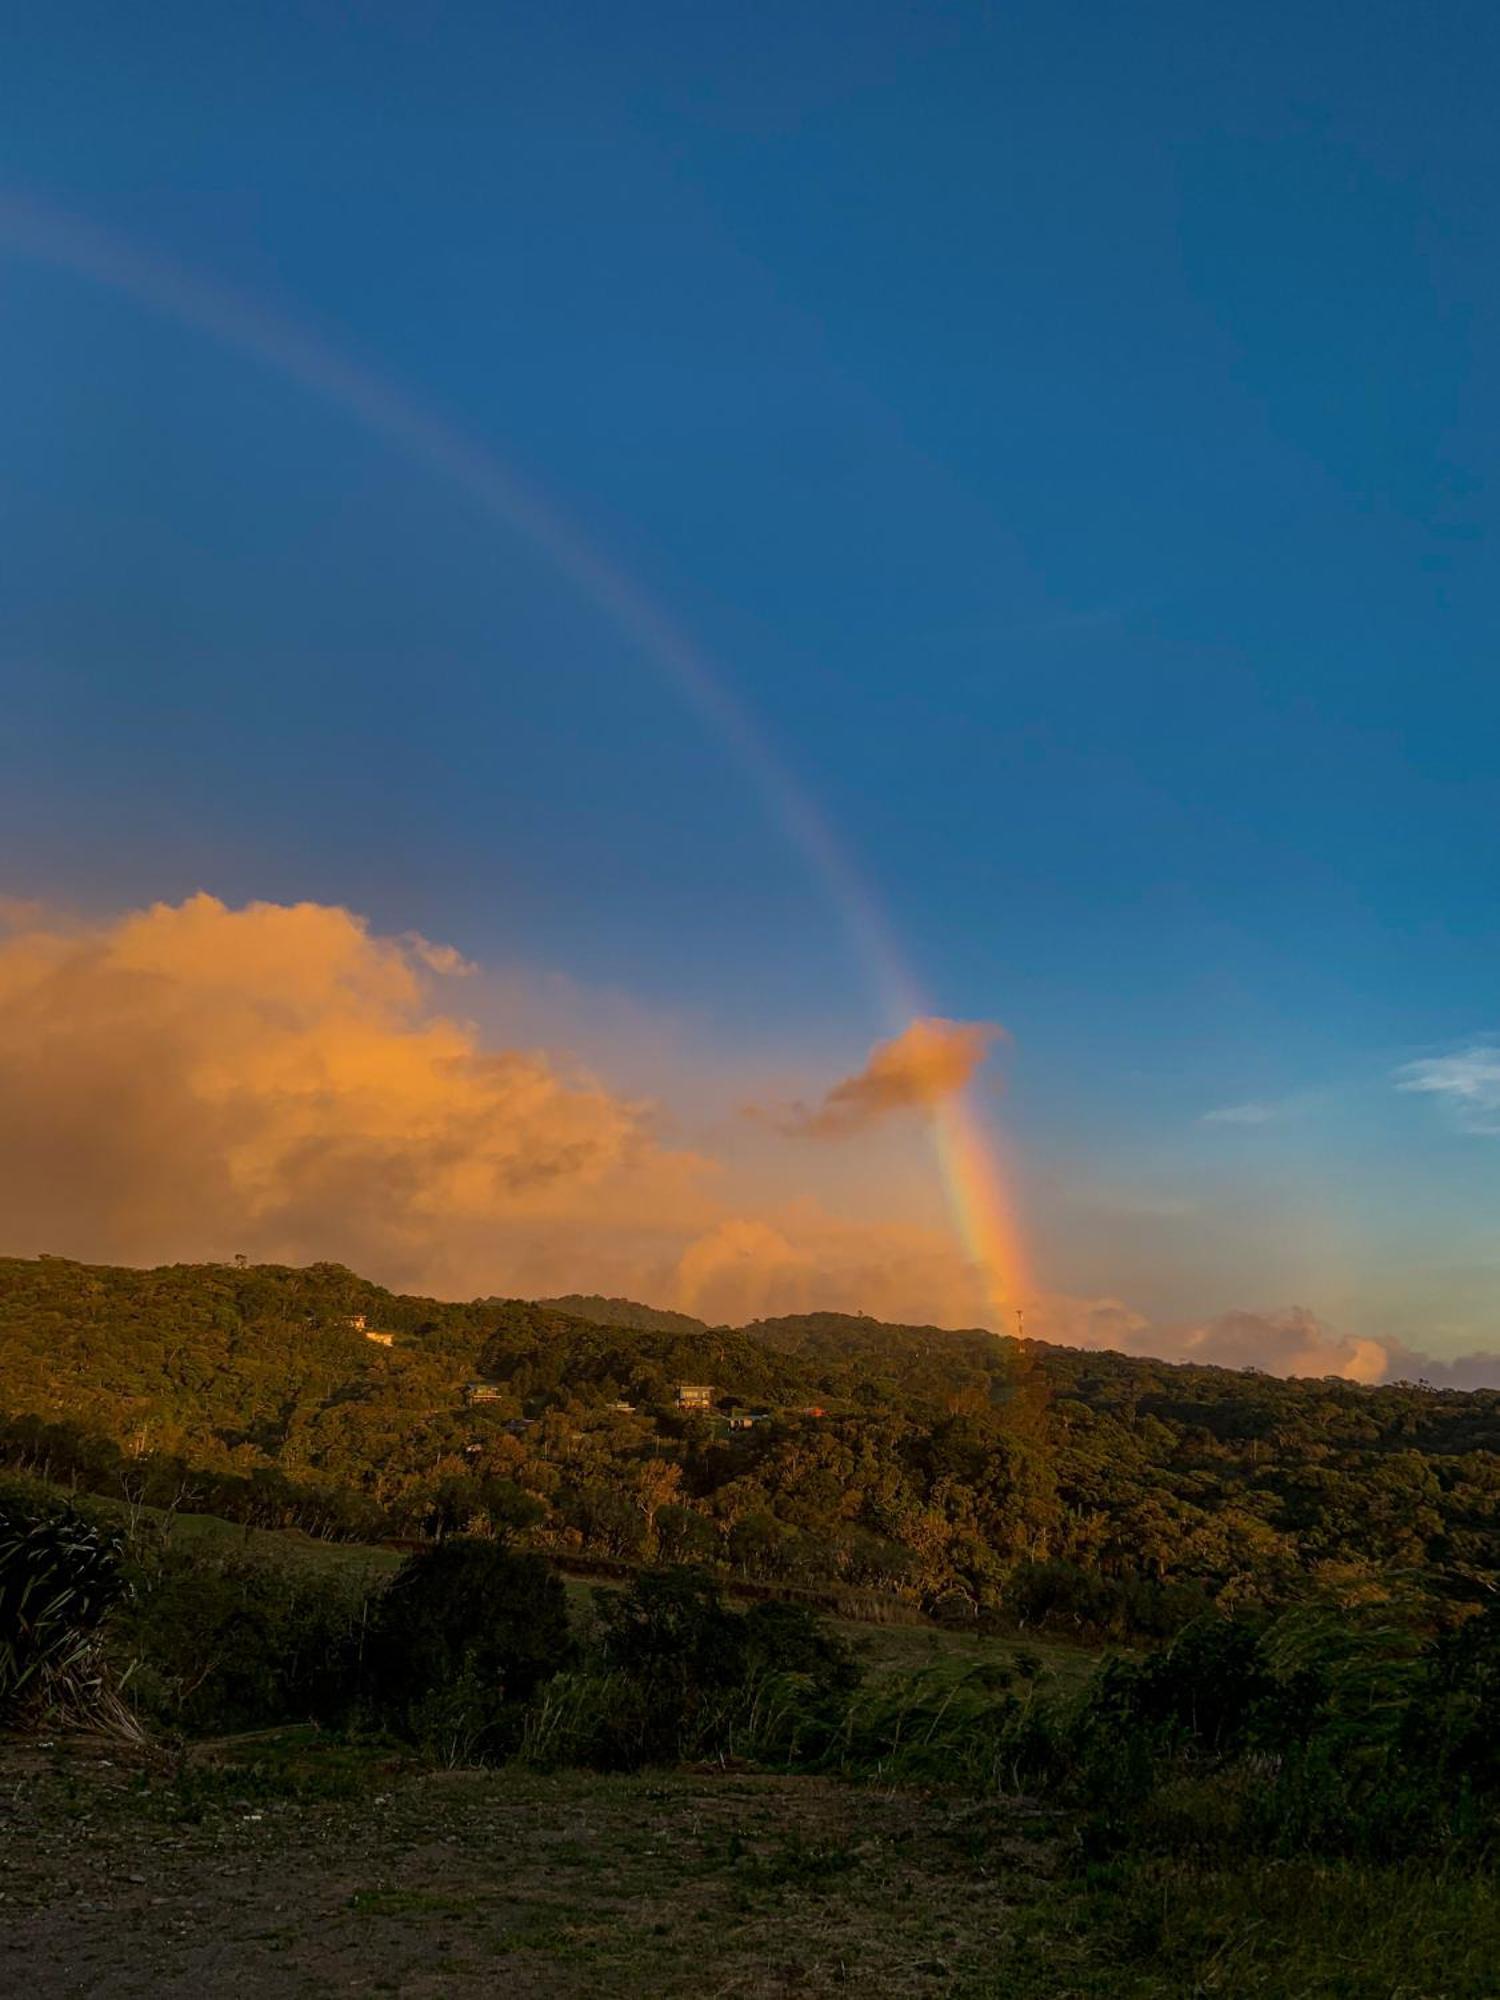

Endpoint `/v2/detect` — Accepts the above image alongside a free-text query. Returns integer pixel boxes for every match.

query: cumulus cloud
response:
[1156,1307,1390,1382]
[1022,1295,1500,1388]
[774,1016,1001,1139]
[672,1206,1006,1328]
[1376,1345,1500,1391]
[0,894,1003,1324]
[0,893,699,1288]
[3,892,1497,1386]
[1396,1044,1500,1135]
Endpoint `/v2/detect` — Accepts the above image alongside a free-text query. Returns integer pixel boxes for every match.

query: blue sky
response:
[3,3,1498,1351]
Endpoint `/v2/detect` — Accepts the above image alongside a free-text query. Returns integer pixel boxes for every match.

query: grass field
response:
[58,1489,405,1585]
[6,1734,1497,1998]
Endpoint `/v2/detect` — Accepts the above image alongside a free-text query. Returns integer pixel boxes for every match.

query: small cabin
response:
[464,1381,503,1405]
[344,1314,367,1333]
[677,1383,715,1412]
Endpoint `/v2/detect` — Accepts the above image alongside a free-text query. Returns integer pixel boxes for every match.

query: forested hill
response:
[4,1253,1500,1632]
[539,1295,713,1336]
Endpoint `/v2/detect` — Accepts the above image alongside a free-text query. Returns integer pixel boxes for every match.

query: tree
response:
[365,1540,572,1757]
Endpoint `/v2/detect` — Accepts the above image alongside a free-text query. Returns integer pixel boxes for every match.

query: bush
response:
[0,1490,132,1731]
[997,1600,1500,1866]
[364,1539,572,1761]
[592,1565,745,1764]
[116,1545,367,1736]
[1001,1558,1210,1643]
[521,1568,864,1772]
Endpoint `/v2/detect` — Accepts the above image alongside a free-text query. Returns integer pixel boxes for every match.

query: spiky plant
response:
[0,1499,139,1736]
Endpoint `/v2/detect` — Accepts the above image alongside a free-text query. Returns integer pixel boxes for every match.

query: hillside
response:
[539,1294,713,1336]
[3,1254,1499,1631]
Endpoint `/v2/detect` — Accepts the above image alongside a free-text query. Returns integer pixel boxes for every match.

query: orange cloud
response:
[1024,1295,1393,1383]
[775,1016,1002,1138]
[1,893,1480,1386]
[0,894,700,1288]
[670,1207,1002,1328]
[0,894,997,1322]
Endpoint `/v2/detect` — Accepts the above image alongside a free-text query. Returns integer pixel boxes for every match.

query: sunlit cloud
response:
[0,894,998,1327]
[1025,1297,1427,1386]
[770,1016,1001,1139]
[2,891,1495,1387]
[1396,1044,1500,1134]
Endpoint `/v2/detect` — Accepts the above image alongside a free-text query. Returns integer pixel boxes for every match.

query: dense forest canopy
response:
[3,1254,1498,1634]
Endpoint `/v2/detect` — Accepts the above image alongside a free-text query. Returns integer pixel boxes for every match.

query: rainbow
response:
[932,1091,1031,1326]
[0,193,1032,1323]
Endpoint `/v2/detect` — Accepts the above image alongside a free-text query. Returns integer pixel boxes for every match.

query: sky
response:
[2,3,1498,1376]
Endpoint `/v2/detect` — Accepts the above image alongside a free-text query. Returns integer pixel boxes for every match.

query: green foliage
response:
[0,1487,130,1729]
[588,1565,756,1766]
[364,1539,573,1761]
[1000,1601,1500,1865]
[116,1541,369,1735]
[524,1566,862,1771]
[5,1252,1500,1643]
[538,1295,712,1336]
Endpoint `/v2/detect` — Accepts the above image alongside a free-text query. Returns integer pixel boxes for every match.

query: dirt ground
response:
[1,1739,1064,1998]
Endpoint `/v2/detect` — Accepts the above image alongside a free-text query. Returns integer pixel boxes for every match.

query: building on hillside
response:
[728,1407,772,1430]
[344,1314,367,1332]
[677,1383,715,1412]
[464,1380,503,1405]
[364,1329,394,1347]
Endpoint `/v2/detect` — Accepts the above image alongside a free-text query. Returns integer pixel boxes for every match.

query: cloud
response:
[774,1016,1001,1139]
[672,1205,1004,1328]
[1376,1344,1500,1391]
[0,893,699,1289]
[1396,1044,1500,1134]
[0,894,1003,1325]
[3,891,1497,1387]
[1202,1100,1281,1126]
[1022,1296,1387,1383]
[1024,1295,1500,1389]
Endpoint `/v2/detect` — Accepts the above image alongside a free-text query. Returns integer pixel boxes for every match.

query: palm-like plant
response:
[0,1499,139,1735]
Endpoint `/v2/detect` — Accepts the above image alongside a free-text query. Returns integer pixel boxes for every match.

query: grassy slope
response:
[66,1481,1091,1688]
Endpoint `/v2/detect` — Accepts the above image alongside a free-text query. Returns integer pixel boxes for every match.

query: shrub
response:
[116,1545,367,1736]
[364,1539,572,1760]
[0,1490,133,1733]
[592,1565,745,1764]
[537,1568,864,1771]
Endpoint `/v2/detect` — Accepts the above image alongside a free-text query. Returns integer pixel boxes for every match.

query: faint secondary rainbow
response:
[0,193,1031,1323]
